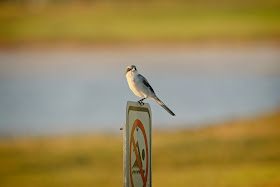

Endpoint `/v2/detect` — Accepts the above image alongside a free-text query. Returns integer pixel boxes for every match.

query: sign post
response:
[123,101,152,187]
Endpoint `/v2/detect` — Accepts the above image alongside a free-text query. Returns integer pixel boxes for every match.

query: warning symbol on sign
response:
[130,119,149,187]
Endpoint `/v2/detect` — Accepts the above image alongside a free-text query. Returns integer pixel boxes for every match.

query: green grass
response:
[0,110,280,187]
[0,1,279,45]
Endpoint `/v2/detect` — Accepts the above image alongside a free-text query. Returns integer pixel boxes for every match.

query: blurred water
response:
[0,47,279,135]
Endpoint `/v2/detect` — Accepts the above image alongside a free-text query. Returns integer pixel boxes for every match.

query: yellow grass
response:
[0,1,279,45]
[0,110,280,186]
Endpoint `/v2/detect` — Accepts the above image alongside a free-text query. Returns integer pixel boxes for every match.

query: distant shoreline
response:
[0,40,279,51]
[0,108,279,139]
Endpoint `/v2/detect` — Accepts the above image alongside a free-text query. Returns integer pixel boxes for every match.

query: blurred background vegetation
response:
[0,111,280,187]
[0,0,279,46]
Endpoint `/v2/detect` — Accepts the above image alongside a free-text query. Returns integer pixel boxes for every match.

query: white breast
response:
[126,71,146,98]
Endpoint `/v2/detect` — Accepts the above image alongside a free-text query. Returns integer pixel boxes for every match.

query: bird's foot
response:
[138,100,144,106]
[137,98,146,106]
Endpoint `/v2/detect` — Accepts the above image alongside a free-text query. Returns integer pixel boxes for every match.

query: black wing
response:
[139,74,155,94]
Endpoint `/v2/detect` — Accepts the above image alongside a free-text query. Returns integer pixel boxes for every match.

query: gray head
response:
[126,65,137,74]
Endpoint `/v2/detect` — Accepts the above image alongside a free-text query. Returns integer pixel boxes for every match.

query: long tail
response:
[153,97,175,116]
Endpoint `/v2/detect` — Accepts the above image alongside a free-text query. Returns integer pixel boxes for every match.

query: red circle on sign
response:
[129,119,149,187]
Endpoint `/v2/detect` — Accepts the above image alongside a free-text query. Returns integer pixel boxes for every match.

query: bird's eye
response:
[126,68,132,74]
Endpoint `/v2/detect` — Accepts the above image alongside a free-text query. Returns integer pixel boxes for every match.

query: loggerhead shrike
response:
[126,65,175,116]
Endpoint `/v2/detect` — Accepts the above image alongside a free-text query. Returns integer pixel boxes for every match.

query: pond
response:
[0,46,279,135]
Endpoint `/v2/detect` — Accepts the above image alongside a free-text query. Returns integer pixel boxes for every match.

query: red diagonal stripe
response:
[131,136,145,183]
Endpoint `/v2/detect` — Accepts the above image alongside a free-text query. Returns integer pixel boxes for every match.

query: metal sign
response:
[123,101,152,187]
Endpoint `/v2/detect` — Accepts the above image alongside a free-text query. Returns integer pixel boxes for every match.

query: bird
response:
[125,65,175,116]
